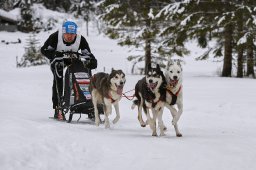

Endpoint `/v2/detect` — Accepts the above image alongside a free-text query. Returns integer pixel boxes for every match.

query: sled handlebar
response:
[50,52,85,65]
[61,51,83,56]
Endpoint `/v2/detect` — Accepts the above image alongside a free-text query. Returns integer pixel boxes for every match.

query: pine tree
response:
[98,0,171,74]
[71,0,96,36]
[17,34,48,67]
[0,0,14,11]
[42,0,71,12]
[17,0,34,32]
[158,1,230,74]
[159,0,256,78]
[42,0,57,10]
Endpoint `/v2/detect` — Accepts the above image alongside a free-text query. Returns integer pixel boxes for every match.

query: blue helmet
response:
[62,21,77,34]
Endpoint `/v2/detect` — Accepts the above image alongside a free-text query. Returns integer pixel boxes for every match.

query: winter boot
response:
[54,109,58,119]
[54,109,66,121]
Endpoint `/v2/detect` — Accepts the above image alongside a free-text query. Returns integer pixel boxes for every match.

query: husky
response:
[90,69,126,128]
[132,64,167,136]
[165,60,183,137]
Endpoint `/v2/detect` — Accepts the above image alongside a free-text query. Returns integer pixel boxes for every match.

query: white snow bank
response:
[0,9,18,22]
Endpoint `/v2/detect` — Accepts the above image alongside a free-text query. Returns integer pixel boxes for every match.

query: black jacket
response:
[41,31,97,69]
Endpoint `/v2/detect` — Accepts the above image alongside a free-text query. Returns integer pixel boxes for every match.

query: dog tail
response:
[131,99,139,110]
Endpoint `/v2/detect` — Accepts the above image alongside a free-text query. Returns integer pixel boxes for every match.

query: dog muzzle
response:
[169,79,178,87]
[147,82,158,90]
[116,84,124,95]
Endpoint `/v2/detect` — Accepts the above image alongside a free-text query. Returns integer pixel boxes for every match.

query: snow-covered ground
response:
[0,22,256,170]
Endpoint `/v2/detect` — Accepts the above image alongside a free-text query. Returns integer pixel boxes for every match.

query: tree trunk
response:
[237,11,244,78]
[86,9,89,37]
[222,23,233,77]
[144,38,151,74]
[237,47,244,78]
[144,17,151,75]
[86,20,89,37]
[246,36,255,78]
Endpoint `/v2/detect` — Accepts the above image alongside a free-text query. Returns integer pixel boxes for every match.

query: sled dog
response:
[90,69,126,128]
[165,60,183,137]
[132,64,167,136]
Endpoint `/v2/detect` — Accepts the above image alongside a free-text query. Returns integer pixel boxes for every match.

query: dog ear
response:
[168,60,174,66]
[156,64,160,71]
[111,68,116,72]
[176,59,183,71]
[177,59,181,66]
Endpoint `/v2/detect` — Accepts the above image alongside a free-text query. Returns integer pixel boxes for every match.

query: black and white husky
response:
[132,64,167,136]
[90,69,126,128]
[165,60,183,137]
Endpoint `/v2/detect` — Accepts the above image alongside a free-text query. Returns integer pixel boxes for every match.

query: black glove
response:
[55,51,63,58]
[87,58,97,69]
[63,58,72,66]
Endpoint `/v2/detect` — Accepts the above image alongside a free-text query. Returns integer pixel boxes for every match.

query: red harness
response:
[152,98,162,108]
[166,85,182,105]
[107,93,117,103]
[167,85,182,96]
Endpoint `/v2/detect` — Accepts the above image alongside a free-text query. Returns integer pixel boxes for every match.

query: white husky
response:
[165,60,183,137]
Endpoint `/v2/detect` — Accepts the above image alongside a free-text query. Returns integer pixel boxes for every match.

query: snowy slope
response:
[0,22,256,170]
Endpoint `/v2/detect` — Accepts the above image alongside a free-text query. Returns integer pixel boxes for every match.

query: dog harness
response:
[107,94,118,103]
[166,85,182,105]
[145,86,165,108]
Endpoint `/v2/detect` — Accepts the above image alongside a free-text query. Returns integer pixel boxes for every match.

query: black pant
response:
[51,64,63,109]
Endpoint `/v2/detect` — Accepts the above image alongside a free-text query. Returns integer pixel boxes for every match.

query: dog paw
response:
[139,120,146,127]
[160,132,166,136]
[112,116,120,124]
[159,124,167,131]
[163,126,167,131]
[176,133,183,137]
[152,132,158,136]
[105,122,110,129]
[104,119,110,129]
[140,123,146,127]
[95,119,100,126]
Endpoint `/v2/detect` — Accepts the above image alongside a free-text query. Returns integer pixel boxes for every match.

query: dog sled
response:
[51,51,103,123]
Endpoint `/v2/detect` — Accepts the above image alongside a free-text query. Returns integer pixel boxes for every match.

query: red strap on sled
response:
[73,82,80,101]
[77,79,90,84]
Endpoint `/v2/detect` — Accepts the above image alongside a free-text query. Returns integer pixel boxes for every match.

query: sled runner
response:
[51,51,103,123]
